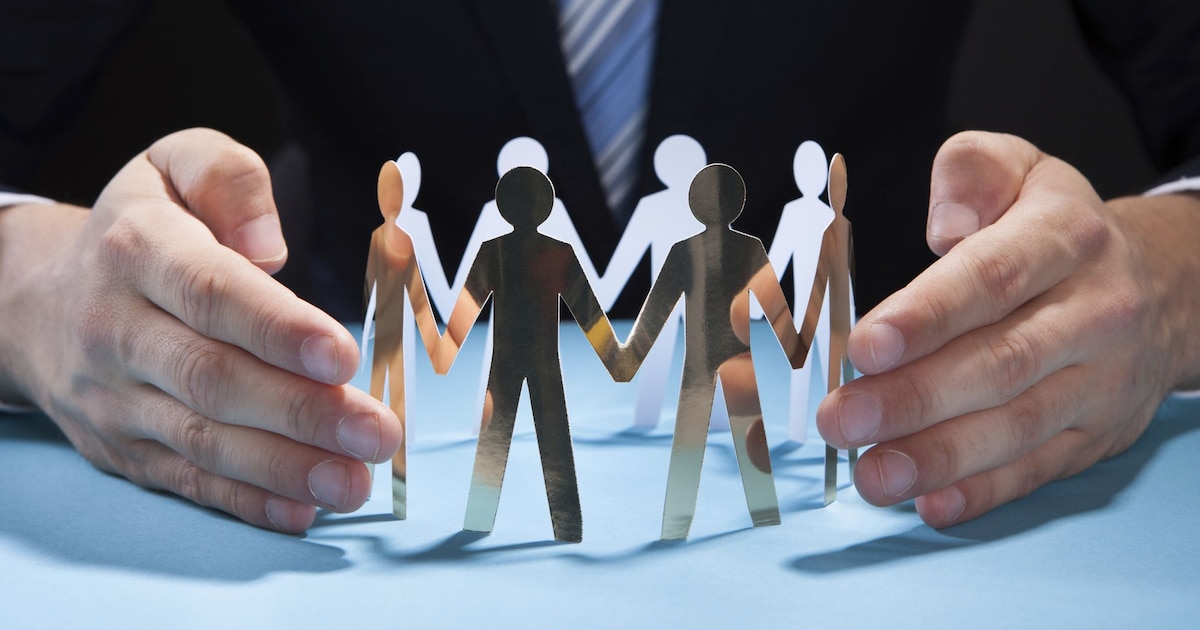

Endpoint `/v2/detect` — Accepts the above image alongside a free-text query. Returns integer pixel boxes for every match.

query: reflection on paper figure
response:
[596,135,732,431]
[365,160,447,519]
[434,166,622,543]
[449,138,603,435]
[614,164,819,540]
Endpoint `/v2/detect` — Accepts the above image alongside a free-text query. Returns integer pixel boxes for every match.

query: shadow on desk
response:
[787,397,1200,574]
[0,414,349,582]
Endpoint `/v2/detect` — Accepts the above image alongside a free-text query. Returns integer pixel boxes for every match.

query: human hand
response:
[816,131,1200,527]
[0,129,401,533]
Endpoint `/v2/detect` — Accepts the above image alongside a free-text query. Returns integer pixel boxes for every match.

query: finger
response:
[820,287,1100,449]
[125,440,317,533]
[93,207,359,385]
[145,128,287,273]
[926,131,1041,256]
[131,389,373,512]
[911,428,1100,528]
[115,305,399,462]
[849,161,1109,375]
[850,364,1090,506]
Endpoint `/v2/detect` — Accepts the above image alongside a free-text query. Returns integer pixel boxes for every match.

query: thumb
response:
[145,128,288,273]
[927,131,1044,256]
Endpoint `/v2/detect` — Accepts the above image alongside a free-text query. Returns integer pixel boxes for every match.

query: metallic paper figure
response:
[365,161,448,519]
[813,153,857,505]
[616,164,819,540]
[435,166,622,543]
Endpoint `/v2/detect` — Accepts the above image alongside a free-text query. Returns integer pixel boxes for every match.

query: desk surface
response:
[2,323,1198,628]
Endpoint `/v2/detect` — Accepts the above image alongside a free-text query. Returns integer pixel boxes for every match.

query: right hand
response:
[0,129,401,533]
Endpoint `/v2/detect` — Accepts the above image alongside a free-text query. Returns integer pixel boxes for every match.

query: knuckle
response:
[173,338,230,415]
[175,413,221,472]
[96,218,152,279]
[984,328,1038,395]
[1056,195,1110,258]
[896,369,942,430]
[167,258,228,331]
[173,460,209,506]
[282,384,324,444]
[1005,397,1047,456]
[964,247,1024,317]
[191,144,270,199]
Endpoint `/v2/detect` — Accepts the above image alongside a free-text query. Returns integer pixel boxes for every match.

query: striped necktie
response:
[557,0,659,223]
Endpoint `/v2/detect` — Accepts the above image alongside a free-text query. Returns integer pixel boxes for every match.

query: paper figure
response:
[450,138,603,434]
[814,153,857,505]
[615,164,819,540]
[365,160,448,519]
[362,153,452,448]
[757,140,836,443]
[595,135,733,431]
[435,166,622,543]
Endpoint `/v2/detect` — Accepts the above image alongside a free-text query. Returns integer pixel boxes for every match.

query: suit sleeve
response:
[0,0,149,188]
[1070,0,1200,182]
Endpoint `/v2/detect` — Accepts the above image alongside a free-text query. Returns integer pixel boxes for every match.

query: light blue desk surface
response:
[2,323,1197,628]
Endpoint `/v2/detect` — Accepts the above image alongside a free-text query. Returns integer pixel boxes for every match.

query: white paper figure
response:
[754,141,835,443]
[595,134,734,429]
[453,137,603,432]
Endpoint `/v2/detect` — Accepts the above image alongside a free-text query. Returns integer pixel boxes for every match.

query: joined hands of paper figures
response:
[366,151,858,542]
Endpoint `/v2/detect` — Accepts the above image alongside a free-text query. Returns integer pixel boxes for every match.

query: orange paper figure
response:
[365,161,449,519]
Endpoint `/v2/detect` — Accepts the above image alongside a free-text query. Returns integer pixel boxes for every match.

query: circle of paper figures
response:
[364,137,856,541]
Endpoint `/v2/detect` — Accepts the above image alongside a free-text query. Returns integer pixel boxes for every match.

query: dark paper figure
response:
[435,166,623,543]
[365,161,448,519]
[615,164,818,540]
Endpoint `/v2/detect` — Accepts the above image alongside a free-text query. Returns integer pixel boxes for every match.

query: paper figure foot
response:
[391,448,407,519]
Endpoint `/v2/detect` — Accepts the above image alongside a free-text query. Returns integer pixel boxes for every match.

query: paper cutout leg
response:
[464,368,522,535]
[527,368,583,543]
[660,353,717,541]
[719,353,780,528]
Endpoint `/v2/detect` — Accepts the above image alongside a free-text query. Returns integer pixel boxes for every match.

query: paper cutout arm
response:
[749,255,817,370]
[611,247,687,381]
[560,254,625,380]
[431,247,494,375]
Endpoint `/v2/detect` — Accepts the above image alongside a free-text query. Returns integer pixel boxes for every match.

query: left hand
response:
[816,130,1200,527]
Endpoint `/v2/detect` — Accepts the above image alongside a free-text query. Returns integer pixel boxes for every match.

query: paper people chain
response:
[365,139,857,540]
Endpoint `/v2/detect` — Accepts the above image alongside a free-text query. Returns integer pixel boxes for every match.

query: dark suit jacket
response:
[3,0,1199,318]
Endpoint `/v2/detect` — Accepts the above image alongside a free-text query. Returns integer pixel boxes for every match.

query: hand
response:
[0,129,401,533]
[816,131,1200,527]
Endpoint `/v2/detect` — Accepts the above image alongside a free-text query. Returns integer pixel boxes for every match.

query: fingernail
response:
[867,322,904,371]
[836,392,881,445]
[877,450,917,498]
[301,334,340,383]
[265,494,291,530]
[337,412,382,462]
[942,485,966,523]
[231,214,287,264]
[929,202,980,241]
[308,460,351,509]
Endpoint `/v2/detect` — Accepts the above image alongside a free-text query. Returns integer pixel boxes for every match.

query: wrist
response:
[0,202,91,408]
[1107,192,1200,393]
